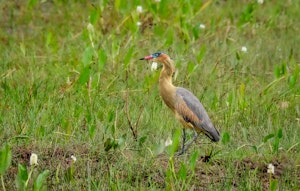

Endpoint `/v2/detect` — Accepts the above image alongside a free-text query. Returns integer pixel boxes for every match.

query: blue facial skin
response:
[152,52,162,58]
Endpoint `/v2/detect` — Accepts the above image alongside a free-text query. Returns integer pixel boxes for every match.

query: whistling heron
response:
[140,52,220,154]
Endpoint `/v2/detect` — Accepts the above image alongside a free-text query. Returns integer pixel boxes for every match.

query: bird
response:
[140,52,220,155]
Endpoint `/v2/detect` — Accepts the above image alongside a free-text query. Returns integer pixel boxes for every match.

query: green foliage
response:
[238,2,256,26]
[169,129,182,156]
[33,170,50,191]
[0,0,299,190]
[0,144,11,175]
[188,150,199,172]
[270,179,279,191]
[15,164,28,190]
[15,161,49,190]
[222,132,230,145]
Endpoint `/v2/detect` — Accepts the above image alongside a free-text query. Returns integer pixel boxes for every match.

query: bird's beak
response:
[139,55,153,60]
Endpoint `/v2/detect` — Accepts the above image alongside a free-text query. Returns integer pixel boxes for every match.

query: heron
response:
[140,52,220,155]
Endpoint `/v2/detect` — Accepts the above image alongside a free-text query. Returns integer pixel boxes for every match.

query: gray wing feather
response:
[176,87,220,141]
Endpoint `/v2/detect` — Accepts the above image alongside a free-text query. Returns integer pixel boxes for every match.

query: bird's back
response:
[174,87,220,142]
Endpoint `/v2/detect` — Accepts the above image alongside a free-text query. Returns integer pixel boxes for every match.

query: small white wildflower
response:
[165,137,173,147]
[30,153,38,166]
[137,21,142,26]
[151,62,158,71]
[199,24,206,29]
[257,0,264,4]
[87,23,94,34]
[136,6,143,13]
[267,163,275,174]
[66,76,72,85]
[71,155,77,162]
[241,46,247,52]
[155,0,161,2]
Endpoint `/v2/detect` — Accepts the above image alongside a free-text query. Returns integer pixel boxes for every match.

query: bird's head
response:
[139,52,169,63]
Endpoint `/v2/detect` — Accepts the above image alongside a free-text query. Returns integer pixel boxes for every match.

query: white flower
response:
[241,46,247,52]
[136,6,143,13]
[30,153,38,166]
[71,155,77,162]
[199,24,206,29]
[87,23,94,34]
[151,62,158,71]
[257,0,264,4]
[267,163,275,174]
[155,0,161,2]
[165,137,173,147]
[137,21,142,26]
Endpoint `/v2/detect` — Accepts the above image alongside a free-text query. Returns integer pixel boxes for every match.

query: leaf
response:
[274,65,281,78]
[138,135,147,146]
[187,62,195,74]
[288,75,297,88]
[15,164,28,190]
[34,170,50,191]
[169,129,182,156]
[0,144,12,175]
[196,45,206,63]
[221,132,230,144]
[252,145,258,153]
[123,46,134,69]
[89,9,100,25]
[98,49,107,72]
[81,46,94,67]
[89,124,96,138]
[192,26,199,40]
[263,133,274,143]
[273,129,283,154]
[189,150,199,172]
[260,76,285,95]
[270,179,278,191]
[177,162,187,180]
[78,67,90,85]
[238,2,255,26]
[273,137,279,154]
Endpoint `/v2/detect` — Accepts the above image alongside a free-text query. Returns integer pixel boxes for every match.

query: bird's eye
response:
[153,52,161,58]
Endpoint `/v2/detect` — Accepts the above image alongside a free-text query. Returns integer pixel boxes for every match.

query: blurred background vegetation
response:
[0,0,299,190]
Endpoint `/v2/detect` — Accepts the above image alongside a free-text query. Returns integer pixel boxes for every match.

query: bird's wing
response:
[175,87,220,141]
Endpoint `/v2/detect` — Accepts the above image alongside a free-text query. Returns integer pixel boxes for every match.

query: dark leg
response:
[181,129,187,153]
[176,129,187,156]
[182,130,198,152]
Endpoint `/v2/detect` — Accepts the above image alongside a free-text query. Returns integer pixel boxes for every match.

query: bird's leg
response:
[181,130,199,153]
[176,129,187,156]
[181,129,187,153]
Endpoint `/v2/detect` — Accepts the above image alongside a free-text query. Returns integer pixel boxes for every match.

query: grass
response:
[1,0,299,190]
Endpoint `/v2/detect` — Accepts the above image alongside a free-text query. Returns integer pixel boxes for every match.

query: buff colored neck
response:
[158,58,176,111]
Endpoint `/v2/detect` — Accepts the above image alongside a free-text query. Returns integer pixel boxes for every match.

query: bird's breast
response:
[159,81,176,112]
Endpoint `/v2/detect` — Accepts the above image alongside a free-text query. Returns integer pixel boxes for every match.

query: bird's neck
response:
[159,58,175,84]
[159,59,176,111]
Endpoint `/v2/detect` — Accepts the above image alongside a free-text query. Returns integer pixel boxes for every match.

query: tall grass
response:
[0,0,299,190]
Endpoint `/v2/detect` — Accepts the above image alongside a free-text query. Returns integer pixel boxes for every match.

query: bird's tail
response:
[204,127,220,142]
